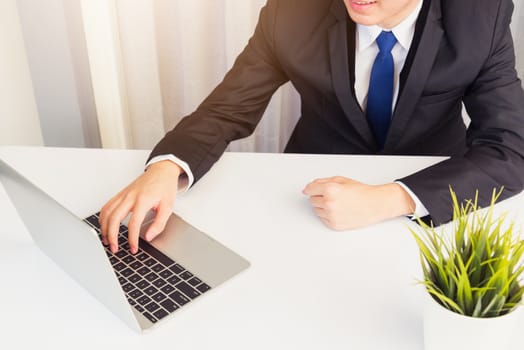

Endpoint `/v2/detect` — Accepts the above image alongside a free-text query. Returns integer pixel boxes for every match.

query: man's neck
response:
[379,0,422,30]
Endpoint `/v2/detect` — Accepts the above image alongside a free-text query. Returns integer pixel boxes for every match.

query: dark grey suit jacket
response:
[149,0,524,225]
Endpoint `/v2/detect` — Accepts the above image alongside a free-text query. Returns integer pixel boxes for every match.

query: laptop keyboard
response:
[84,213,211,324]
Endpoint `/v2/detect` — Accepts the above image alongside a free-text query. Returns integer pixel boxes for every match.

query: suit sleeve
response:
[148,0,288,182]
[400,0,524,225]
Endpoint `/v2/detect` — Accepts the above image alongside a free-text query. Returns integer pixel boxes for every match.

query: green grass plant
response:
[410,188,524,318]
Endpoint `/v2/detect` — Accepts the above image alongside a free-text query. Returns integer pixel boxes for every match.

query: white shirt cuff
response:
[146,155,195,192]
[395,181,430,218]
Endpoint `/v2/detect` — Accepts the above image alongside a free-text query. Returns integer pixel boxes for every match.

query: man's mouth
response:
[352,0,378,5]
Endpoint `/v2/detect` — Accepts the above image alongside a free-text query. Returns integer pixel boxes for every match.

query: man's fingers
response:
[329,176,348,184]
[303,181,328,196]
[320,217,332,228]
[99,196,123,245]
[303,176,351,195]
[106,200,134,253]
[145,201,173,242]
[312,177,332,184]
[127,203,149,254]
[314,207,328,219]
[309,195,324,208]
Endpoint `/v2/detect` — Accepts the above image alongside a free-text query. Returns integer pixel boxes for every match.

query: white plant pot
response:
[423,292,521,350]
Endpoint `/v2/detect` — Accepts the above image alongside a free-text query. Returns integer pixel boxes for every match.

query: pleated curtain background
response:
[512,0,524,77]
[108,0,299,152]
[108,0,524,152]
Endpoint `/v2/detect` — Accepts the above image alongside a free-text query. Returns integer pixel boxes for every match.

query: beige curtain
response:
[111,0,299,152]
[93,0,524,151]
[512,0,524,81]
[0,0,43,146]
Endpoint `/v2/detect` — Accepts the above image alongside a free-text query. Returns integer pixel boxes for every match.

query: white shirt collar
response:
[356,0,423,52]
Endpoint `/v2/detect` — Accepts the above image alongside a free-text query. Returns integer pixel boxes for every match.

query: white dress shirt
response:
[148,0,429,217]
[354,0,428,217]
[355,0,423,113]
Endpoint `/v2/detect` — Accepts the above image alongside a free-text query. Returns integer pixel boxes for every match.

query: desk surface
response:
[0,146,522,350]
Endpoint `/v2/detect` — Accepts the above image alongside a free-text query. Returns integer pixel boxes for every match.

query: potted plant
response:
[410,188,524,350]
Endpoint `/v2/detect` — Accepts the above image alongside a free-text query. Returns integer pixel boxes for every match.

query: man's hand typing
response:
[99,160,182,254]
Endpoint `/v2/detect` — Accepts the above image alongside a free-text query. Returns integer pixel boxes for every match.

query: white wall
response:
[0,0,43,146]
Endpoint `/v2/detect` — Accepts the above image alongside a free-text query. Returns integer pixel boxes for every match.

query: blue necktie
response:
[366,31,397,149]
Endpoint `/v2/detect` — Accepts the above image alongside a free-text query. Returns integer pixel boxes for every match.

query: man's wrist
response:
[146,160,183,176]
[394,181,430,218]
[146,155,195,192]
[381,183,416,218]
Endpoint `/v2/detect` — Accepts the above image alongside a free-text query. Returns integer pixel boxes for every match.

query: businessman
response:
[100,0,524,254]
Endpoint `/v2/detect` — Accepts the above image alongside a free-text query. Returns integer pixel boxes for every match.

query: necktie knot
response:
[376,31,397,53]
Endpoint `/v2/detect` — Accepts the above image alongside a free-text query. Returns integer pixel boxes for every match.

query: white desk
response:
[0,146,522,350]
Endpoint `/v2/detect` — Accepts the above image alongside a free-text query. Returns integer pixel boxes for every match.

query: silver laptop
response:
[0,157,250,333]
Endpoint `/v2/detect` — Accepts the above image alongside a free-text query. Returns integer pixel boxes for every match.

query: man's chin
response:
[347,12,381,27]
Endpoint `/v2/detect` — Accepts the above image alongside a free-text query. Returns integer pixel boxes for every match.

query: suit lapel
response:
[384,0,443,150]
[328,0,376,149]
